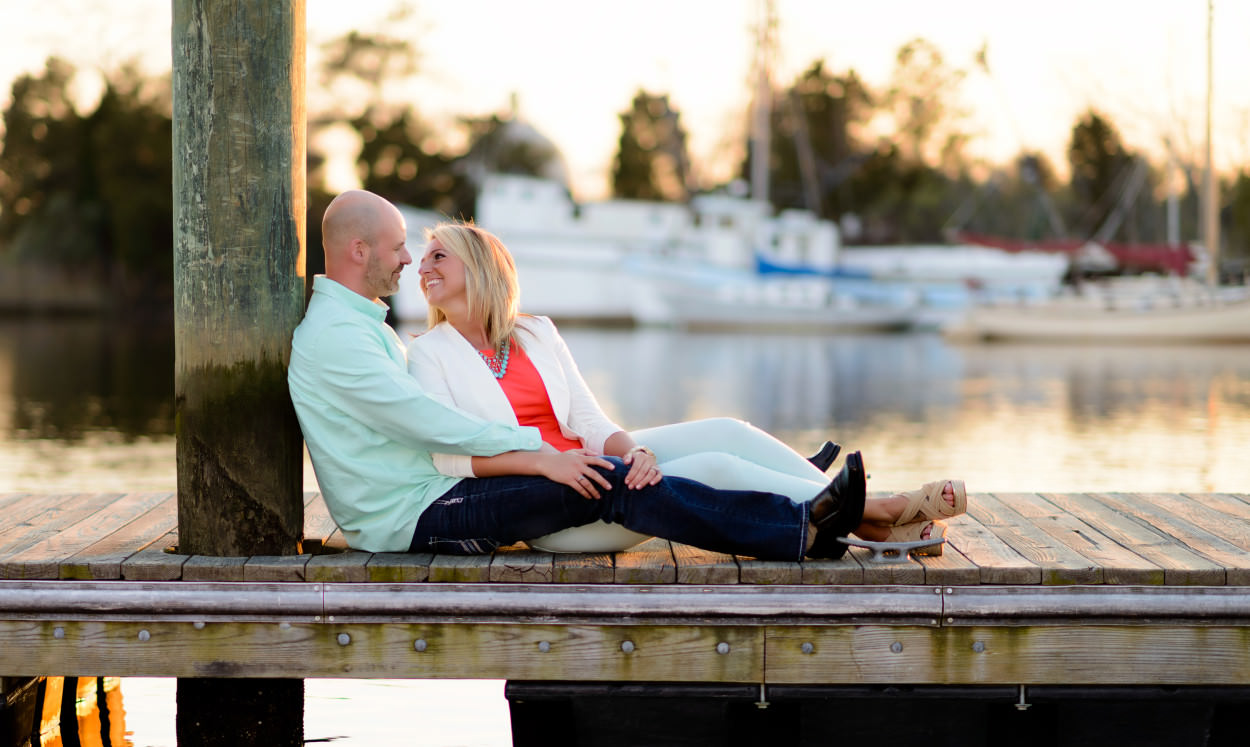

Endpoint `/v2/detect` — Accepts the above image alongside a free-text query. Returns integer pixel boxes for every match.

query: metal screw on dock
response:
[890,642,903,653]
[538,641,551,653]
[414,639,428,652]
[973,641,986,653]
[621,641,636,653]
[53,627,65,639]
[716,642,730,655]
[193,621,206,630]
[138,630,151,642]
[800,642,814,655]
[336,633,351,646]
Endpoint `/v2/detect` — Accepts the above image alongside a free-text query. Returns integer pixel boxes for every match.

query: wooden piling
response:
[172,0,306,557]
[172,1,307,743]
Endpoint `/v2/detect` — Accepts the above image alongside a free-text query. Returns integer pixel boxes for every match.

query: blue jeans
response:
[410,457,812,561]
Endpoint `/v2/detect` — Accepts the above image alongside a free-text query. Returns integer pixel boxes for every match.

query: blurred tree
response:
[1066,110,1135,238]
[751,61,873,219]
[0,58,98,265]
[612,90,692,201]
[1226,170,1250,265]
[883,38,971,172]
[0,58,173,307]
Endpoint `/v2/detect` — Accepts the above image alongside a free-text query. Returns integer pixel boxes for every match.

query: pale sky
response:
[2,0,1247,201]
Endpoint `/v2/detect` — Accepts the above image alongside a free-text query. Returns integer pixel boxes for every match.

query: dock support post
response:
[172,1,307,744]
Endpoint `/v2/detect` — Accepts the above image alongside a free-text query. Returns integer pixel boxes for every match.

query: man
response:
[288,190,863,560]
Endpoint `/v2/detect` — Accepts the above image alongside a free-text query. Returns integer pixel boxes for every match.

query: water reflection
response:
[546,326,1250,493]
[0,318,173,440]
[2,318,1248,495]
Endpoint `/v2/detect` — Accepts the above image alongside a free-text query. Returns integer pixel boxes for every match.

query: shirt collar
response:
[312,275,390,322]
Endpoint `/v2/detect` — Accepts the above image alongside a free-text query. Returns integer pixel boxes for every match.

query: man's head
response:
[321,190,411,300]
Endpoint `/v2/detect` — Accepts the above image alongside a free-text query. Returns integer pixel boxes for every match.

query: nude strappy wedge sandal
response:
[892,480,966,526]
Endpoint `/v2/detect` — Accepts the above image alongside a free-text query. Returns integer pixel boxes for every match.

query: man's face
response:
[363,212,411,298]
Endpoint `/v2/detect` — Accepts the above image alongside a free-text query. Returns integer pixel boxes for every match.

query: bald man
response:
[288,191,544,552]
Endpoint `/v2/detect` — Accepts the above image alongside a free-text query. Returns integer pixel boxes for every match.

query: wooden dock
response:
[4,491,1250,686]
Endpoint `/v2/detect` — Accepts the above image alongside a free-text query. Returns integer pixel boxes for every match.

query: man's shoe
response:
[806,451,866,560]
[807,441,841,472]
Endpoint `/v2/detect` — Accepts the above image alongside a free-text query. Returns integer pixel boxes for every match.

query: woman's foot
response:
[806,441,841,472]
[805,451,866,559]
[862,480,966,527]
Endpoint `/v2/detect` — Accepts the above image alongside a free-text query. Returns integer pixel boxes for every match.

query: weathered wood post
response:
[172,0,306,744]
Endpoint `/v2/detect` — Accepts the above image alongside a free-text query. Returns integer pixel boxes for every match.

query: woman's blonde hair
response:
[424,222,520,352]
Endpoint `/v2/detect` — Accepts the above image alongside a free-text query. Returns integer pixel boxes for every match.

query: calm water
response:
[3,316,1249,745]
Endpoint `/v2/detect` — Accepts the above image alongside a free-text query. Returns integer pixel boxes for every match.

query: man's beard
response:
[365,258,400,297]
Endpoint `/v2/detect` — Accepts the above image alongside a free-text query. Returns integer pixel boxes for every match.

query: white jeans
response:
[632,417,828,504]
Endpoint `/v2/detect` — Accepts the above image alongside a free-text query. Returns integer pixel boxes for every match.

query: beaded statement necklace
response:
[478,338,512,379]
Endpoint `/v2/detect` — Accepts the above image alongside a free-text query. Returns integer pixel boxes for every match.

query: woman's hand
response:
[536,451,614,499]
[623,446,662,490]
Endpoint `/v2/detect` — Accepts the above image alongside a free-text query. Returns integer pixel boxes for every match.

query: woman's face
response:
[418,238,467,308]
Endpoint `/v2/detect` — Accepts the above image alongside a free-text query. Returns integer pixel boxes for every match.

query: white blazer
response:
[406,315,623,477]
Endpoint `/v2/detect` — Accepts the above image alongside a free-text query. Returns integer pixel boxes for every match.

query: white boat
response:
[391,174,1064,331]
[943,277,1250,343]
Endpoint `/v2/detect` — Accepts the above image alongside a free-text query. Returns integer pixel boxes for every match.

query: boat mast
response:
[1202,0,1219,284]
[749,0,776,205]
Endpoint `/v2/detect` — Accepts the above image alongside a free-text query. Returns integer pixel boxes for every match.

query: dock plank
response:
[1038,492,1224,586]
[366,553,432,583]
[0,493,126,559]
[738,556,802,584]
[1002,492,1165,585]
[800,556,863,585]
[182,556,249,581]
[307,551,373,582]
[244,555,311,582]
[427,554,493,583]
[0,492,31,515]
[1140,492,1250,553]
[552,553,614,584]
[490,547,555,583]
[969,493,1100,584]
[942,513,1038,584]
[120,530,186,581]
[1085,492,1250,584]
[672,544,739,585]
[613,538,676,584]
[59,494,177,580]
[0,491,174,579]
[916,546,981,586]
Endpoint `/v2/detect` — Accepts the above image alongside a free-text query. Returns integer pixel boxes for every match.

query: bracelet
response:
[626,445,654,459]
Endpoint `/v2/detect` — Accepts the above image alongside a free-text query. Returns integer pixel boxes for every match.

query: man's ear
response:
[348,238,369,265]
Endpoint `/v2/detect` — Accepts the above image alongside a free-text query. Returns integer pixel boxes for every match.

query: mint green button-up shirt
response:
[288,276,542,551]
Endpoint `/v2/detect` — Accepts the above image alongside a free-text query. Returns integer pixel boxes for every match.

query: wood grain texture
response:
[1040,492,1224,585]
[969,493,1099,584]
[614,538,676,584]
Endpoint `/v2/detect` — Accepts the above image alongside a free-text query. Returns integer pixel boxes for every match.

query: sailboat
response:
[944,1,1250,344]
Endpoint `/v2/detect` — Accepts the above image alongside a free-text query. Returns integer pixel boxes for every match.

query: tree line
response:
[2,34,1248,311]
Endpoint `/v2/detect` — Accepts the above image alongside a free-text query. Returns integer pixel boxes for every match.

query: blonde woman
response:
[406,221,965,555]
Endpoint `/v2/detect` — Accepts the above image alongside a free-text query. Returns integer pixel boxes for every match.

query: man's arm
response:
[307,323,541,456]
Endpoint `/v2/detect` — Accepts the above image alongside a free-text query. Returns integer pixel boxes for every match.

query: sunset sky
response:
[2,0,1247,200]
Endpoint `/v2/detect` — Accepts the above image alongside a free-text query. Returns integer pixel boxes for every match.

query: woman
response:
[407,222,965,554]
